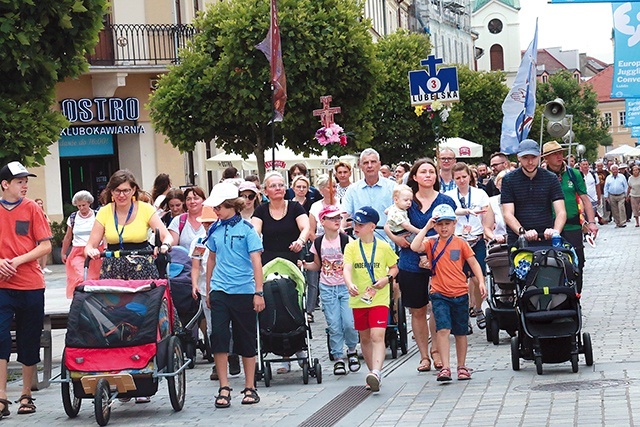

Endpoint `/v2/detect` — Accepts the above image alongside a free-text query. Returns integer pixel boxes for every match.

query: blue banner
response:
[611,2,640,98]
[500,21,538,154]
[58,133,114,158]
[632,127,640,138]
[627,99,640,126]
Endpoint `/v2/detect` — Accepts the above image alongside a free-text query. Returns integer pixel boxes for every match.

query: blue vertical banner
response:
[500,20,538,154]
[611,2,640,98]
[627,99,640,126]
[632,127,640,138]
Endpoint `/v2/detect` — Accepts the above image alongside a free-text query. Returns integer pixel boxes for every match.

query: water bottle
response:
[552,231,562,248]
[516,229,528,249]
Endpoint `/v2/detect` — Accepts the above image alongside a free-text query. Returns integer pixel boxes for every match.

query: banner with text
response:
[627,99,640,126]
[611,2,640,98]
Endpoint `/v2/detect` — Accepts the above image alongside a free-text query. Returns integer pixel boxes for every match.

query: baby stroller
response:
[256,258,322,387]
[55,249,189,426]
[509,241,594,374]
[168,246,213,368]
[484,241,518,345]
[385,279,408,359]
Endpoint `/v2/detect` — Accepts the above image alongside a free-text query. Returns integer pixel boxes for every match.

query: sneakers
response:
[365,371,381,392]
[228,354,241,376]
[42,267,52,274]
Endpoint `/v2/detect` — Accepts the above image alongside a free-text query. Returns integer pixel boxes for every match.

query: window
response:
[603,112,612,127]
[490,44,504,70]
[488,19,503,34]
[619,111,626,127]
[542,75,548,83]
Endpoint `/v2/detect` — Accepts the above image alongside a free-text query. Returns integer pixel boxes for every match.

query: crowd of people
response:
[2,140,639,414]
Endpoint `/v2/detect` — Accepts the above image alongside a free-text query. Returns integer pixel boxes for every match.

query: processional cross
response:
[313,96,341,128]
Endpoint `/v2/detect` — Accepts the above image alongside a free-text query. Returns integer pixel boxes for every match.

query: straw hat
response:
[542,140,566,157]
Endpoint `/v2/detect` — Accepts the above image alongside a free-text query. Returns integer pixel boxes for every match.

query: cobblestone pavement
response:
[5,223,640,426]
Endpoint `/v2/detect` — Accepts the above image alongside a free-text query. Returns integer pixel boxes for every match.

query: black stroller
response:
[484,242,518,345]
[385,279,408,359]
[509,242,594,374]
[256,258,322,387]
[168,246,213,368]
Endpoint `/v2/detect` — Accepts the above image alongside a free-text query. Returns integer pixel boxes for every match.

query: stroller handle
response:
[83,249,156,269]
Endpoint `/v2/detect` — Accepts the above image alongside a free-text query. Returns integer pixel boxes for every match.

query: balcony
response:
[88,23,196,67]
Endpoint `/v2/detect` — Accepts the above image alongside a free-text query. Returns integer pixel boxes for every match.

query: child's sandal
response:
[347,352,361,372]
[436,367,452,382]
[457,366,472,380]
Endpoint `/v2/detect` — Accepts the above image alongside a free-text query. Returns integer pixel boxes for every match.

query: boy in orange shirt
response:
[410,204,486,382]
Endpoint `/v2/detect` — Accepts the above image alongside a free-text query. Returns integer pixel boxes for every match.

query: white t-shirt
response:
[168,215,206,250]
[67,211,97,247]
[582,170,599,203]
[489,195,507,237]
[310,233,346,286]
[188,237,209,294]
[445,187,490,239]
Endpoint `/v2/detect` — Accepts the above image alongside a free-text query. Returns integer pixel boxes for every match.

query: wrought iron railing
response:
[88,23,196,66]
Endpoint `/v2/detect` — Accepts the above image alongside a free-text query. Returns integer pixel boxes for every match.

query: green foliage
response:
[49,220,68,246]
[150,0,381,178]
[535,70,609,161]
[0,0,107,166]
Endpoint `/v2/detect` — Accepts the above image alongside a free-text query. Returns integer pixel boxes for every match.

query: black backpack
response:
[259,275,306,357]
[522,248,577,313]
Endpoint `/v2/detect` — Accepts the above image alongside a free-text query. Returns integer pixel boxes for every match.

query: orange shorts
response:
[352,306,389,331]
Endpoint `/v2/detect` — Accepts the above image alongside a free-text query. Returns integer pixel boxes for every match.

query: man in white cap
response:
[500,140,567,246]
[0,161,52,415]
[542,141,598,293]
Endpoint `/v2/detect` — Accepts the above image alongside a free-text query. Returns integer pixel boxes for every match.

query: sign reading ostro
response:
[59,97,145,136]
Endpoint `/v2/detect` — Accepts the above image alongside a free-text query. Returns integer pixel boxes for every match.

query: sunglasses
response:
[322,215,342,221]
[241,193,257,201]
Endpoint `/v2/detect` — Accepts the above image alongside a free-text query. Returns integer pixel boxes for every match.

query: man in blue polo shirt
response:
[342,148,395,243]
[500,139,566,246]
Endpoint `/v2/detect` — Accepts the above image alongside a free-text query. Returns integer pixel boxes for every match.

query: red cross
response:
[313,96,341,128]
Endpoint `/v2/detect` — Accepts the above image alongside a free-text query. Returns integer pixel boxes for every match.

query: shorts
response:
[430,292,469,336]
[209,291,257,357]
[352,306,389,331]
[0,288,45,365]
[463,239,486,278]
[397,269,430,309]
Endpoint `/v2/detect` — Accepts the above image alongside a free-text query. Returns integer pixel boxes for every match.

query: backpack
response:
[524,248,577,289]
[178,212,188,235]
[259,275,306,357]
[313,232,350,261]
[69,209,97,229]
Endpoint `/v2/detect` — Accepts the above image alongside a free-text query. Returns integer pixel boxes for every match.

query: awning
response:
[604,144,635,157]
[439,137,483,158]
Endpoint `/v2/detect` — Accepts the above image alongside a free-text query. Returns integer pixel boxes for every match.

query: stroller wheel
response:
[510,336,520,371]
[390,334,398,359]
[167,336,186,411]
[185,342,196,369]
[485,309,493,343]
[490,317,500,346]
[264,362,271,387]
[61,353,82,418]
[535,355,543,375]
[571,353,579,373]
[94,378,111,427]
[314,359,322,384]
[583,332,594,366]
[302,359,309,385]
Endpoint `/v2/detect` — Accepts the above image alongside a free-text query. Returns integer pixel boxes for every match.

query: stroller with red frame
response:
[55,249,189,426]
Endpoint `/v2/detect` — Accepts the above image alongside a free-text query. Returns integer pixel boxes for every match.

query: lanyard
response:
[457,188,471,220]
[358,238,377,284]
[113,202,134,250]
[430,235,453,277]
[440,177,454,192]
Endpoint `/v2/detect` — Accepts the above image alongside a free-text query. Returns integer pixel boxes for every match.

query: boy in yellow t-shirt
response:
[343,206,398,392]
[410,204,487,383]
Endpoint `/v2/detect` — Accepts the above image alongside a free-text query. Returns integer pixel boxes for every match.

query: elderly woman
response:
[61,190,102,298]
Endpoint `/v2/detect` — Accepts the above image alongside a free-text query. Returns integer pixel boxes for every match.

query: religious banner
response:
[313,96,347,146]
[611,2,640,98]
[408,55,459,106]
[627,99,640,127]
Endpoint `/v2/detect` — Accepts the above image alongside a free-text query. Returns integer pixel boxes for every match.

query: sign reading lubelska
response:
[611,3,640,98]
[408,55,459,106]
[59,97,145,135]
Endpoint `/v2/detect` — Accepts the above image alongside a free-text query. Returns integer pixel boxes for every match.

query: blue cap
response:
[517,139,540,157]
[432,204,456,222]
[352,206,380,225]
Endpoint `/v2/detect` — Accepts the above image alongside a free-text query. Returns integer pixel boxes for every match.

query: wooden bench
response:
[10,311,68,390]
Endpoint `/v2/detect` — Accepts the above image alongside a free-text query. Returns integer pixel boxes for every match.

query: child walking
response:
[343,207,398,392]
[410,204,486,382]
[203,182,265,408]
[302,205,360,376]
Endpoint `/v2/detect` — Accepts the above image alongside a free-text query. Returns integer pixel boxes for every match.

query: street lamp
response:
[576,144,586,159]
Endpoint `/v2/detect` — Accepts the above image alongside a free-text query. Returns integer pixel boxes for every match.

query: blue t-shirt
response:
[397,193,456,273]
[205,218,263,295]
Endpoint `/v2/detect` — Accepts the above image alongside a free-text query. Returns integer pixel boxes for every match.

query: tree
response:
[149,0,381,178]
[0,0,107,165]
[534,70,609,161]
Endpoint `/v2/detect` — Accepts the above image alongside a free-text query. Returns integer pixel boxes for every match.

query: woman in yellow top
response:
[85,169,172,280]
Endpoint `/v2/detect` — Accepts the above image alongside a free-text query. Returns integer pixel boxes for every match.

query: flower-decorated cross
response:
[313,96,341,128]
[313,96,347,146]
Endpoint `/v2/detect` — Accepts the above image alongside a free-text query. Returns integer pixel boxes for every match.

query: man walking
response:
[604,164,629,228]
[438,148,456,193]
[485,152,510,197]
[500,140,566,246]
[595,161,610,224]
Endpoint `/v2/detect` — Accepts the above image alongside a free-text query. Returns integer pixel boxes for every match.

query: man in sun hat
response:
[500,139,567,247]
[542,140,597,293]
[0,161,52,415]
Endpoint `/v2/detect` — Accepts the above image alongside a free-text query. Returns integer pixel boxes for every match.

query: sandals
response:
[457,366,472,380]
[417,357,431,372]
[430,348,443,369]
[241,387,260,405]
[333,361,347,375]
[215,386,233,408]
[437,367,452,382]
[16,395,35,415]
[469,307,478,317]
[476,310,487,330]
[0,398,10,419]
[347,351,361,372]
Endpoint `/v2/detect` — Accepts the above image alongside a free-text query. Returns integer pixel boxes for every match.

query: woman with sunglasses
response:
[238,181,261,220]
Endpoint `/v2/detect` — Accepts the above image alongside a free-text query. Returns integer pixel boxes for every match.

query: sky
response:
[518,0,614,64]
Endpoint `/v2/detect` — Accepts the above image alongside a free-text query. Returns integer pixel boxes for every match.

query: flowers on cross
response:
[315,123,348,146]
[414,100,449,122]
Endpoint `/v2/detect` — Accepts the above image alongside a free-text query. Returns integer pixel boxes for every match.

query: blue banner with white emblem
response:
[611,2,640,98]
[628,99,640,126]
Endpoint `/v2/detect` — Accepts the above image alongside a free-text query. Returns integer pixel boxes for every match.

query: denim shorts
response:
[430,292,469,336]
[0,289,45,365]
[463,239,486,278]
